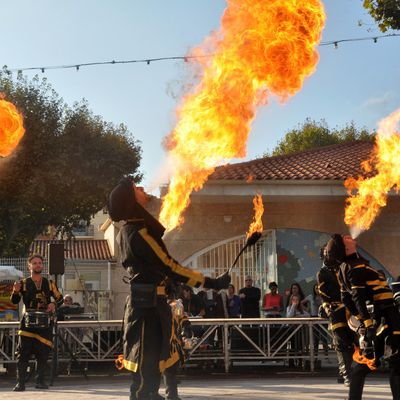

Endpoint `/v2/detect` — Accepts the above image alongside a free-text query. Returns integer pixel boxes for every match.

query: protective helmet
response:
[324,234,346,268]
[107,177,137,222]
[107,177,165,239]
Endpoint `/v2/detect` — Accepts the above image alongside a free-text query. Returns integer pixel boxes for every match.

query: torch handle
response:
[227,244,248,274]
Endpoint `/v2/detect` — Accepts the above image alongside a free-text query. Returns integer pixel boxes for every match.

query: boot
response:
[390,373,400,400]
[339,350,353,386]
[13,362,28,391]
[35,360,49,389]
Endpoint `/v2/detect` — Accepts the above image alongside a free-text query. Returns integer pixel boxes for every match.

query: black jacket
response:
[11,277,63,310]
[239,286,261,318]
[317,265,341,304]
[337,254,393,326]
[117,221,205,287]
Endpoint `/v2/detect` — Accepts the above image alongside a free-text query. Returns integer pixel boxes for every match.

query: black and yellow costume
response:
[109,178,229,400]
[11,276,63,390]
[317,265,356,384]
[163,297,191,400]
[337,253,400,400]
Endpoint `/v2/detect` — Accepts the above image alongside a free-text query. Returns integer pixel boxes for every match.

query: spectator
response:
[57,294,83,321]
[63,294,73,306]
[239,276,261,318]
[304,283,328,359]
[286,293,310,368]
[215,290,229,318]
[199,289,220,318]
[285,282,305,310]
[262,282,283,317]
[226,284,241,318]
[181,286,205,317]
[286,294,310,318]
[303,283,322,317]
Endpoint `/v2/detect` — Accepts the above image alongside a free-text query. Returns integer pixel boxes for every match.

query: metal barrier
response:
[0,318,333,373]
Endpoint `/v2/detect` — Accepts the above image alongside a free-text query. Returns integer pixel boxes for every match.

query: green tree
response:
[363,0,400,32]
[266,119,374,157]
[0,70,142,256]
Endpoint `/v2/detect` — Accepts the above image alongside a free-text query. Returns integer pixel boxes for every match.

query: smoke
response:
[349,225,364,240]
[146,155,175,196]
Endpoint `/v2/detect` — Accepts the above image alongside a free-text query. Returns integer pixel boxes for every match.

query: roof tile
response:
[210,141,374,181]
[30,239,112,261]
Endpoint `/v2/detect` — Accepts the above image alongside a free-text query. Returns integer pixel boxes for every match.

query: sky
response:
[1,1,399,192]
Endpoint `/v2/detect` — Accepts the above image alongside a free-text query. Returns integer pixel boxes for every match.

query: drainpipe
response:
[107,261,111,291]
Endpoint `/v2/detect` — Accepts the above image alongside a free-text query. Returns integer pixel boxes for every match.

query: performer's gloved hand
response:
[359,324,376,358]
[318,304,328,319]
[204,272,231,290]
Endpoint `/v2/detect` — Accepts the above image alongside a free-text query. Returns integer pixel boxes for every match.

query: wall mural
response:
[275,228,391,301]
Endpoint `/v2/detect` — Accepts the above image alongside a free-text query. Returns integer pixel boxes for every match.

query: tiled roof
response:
[210,141,375,181]
[30,239,112,261]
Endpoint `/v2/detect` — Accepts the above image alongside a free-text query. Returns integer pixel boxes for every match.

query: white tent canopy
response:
[0,265,23,281]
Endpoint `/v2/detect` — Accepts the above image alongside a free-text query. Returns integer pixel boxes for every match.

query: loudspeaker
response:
[48,243,65,275]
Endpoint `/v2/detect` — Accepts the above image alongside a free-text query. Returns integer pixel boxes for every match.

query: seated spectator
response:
[57,294,83,320]
[181,286,205,317]
[63,294,73,306]
[226,284,241,318]
[262,282,283,317]
[239,276,261,318]
[286,294,310,318]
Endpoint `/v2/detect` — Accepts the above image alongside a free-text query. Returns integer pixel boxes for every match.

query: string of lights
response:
[6,33,400,74]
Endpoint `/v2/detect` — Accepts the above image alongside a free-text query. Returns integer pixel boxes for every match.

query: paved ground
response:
[0,374,394,400]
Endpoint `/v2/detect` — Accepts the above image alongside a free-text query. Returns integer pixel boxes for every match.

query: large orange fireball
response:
[160,0,325,231]
[0,99,25,157]
[345,108,400,237]
[247,194,264,238]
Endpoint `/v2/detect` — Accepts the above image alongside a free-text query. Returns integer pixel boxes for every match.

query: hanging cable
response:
[5,33,399,74]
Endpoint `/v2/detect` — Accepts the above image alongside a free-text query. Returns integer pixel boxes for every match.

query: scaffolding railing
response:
[0,318,334,373]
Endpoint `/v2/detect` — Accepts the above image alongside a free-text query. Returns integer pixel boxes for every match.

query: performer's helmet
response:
[107,177,166,239]
[107,177,138,222]
[324,234,346,268]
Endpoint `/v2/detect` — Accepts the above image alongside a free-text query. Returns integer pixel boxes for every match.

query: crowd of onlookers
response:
[176,276,323,367]
[177,275,321,319]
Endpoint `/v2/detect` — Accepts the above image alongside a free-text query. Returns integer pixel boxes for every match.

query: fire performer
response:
[109,178,230,400]
[10,254,63,391]
[324,234,400,400]
[317,244,356,386]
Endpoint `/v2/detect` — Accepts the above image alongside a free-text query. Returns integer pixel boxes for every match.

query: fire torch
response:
[228,194,264,274]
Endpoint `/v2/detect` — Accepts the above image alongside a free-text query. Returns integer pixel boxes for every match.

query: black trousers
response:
[130,313,163,400]
[328,306,356,380]
[333,326,355,380]
[163,362,180,400]
[16,335,51,383]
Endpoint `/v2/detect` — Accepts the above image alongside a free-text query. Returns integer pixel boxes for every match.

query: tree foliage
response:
[0,70,142,256]
[363,0,400,32]
[266,119,374,157]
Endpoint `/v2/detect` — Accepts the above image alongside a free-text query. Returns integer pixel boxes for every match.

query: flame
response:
[247,194,264,238]
[0,99,25,157]
[344,108,400,236]
[160,0,325,231]
[246,174,254,183]
[352,347,377,371]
